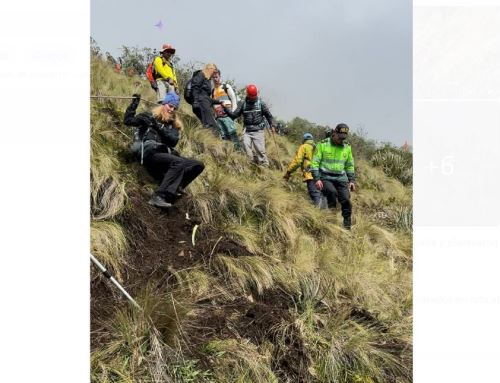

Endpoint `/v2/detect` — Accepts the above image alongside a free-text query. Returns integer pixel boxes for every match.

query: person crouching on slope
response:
[212,69,240,150]
[283,133,321,206]
[310,123,356,229]
[124,92,205,208]
[223,84,276,166]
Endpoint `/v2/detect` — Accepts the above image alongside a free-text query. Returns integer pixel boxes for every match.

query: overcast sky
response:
[91,0,411,145]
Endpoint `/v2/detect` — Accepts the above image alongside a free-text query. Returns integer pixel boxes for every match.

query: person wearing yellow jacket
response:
[153,43,179,103]
[283,133,321,205]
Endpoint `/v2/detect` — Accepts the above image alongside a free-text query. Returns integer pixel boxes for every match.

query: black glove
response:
[132,93,141,102]
[135,114,154,127]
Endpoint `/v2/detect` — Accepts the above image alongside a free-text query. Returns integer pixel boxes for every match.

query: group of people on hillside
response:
[284,124,355,229]
[124,42,356,229]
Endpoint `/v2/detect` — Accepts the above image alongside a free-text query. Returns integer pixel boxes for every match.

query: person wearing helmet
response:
[153,43,179,103]
[310,123,356,229]
[283,133,321,205]
[223,84,276,166]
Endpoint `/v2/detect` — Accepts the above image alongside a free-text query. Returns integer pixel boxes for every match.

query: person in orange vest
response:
[212,69,240,149]
[283,133,321,205]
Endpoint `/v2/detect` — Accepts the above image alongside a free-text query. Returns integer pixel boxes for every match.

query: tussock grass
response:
[204,338,279,383]
[90,56,412,382]
[213,254,276,296]
[90,106,131,221]
[91,221,128,279]
[170,268,235,303]
[91,286,194,383]
[371,147,413,186]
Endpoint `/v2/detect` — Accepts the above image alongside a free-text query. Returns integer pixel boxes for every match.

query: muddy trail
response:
[90,186,248,324]
[90,187,312,380]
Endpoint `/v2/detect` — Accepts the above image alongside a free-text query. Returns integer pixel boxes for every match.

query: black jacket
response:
[224,98,275,132]
[124,98,180,160]
[191,70,218,106]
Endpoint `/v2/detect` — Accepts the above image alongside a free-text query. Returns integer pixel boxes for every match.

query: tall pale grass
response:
[90,56,413,383]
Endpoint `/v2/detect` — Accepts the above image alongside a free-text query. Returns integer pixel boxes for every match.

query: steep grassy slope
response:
[90,57,412,383]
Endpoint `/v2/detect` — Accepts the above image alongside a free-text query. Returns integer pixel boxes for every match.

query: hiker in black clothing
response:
[191,63,222,132]
[124,92,205,208]
[223,84,276,166]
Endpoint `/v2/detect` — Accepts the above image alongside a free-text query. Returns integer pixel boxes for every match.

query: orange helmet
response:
[246,84,258,99]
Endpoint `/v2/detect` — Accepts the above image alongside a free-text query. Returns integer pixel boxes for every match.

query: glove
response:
[132,93,141,102]
[136,114,154,127]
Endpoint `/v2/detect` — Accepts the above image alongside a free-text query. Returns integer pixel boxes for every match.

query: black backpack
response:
[183,70,201,105]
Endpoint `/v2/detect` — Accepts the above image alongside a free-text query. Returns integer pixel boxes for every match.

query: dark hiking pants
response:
[322,179,352,220]
[192,98,219,132]
[306,179,322,206]
[144,152,204,201]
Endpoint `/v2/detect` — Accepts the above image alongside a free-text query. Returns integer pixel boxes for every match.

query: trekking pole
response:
[91,95,193,118]
[90,253,141,309]
[90,95,158,107]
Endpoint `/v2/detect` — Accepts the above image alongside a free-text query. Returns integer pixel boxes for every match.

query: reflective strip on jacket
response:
[286,140,315,181]
[153,56,177,86]
[310,139,355,183]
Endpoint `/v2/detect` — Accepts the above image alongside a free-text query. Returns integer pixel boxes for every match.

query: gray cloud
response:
[91,0,411,144]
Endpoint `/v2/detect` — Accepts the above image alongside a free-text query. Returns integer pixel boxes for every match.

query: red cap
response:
[246,84,258,99]
[160,44,176,53]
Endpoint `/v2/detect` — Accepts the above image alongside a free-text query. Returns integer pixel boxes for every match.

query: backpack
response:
[243,98,261,113]
[146,57,158,90]
[183,70,201,105]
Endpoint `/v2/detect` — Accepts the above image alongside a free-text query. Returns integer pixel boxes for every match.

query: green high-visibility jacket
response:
[310,139,355,183]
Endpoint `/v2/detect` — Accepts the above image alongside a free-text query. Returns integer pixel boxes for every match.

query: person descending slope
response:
[283,133,322,205]
[223,84,276,166]
[191,63,222,132]
[212,69,240,149]
[124,92,205,208]
[310,123,356,229]
[153,44,179,103]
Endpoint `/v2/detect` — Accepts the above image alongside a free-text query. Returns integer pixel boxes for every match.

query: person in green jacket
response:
[310,123,356,229]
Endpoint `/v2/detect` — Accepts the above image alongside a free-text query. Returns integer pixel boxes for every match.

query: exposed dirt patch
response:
[91,188,256,345]
[90,187,313,381]
[184,288,314,382]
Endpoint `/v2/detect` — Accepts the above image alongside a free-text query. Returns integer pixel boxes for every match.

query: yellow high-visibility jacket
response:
[153,56,177,86]
[286,139,316,181]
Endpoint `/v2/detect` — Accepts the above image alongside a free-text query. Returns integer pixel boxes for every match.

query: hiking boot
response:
[343,217,352,230]
[148,195,172,208]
